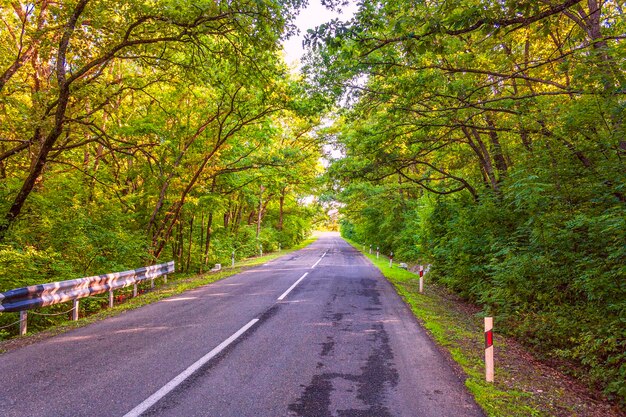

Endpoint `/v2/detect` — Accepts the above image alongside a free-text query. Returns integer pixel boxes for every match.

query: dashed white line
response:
[124,247,331,415]
[311,251,327,269]
[311,257,323,269]
[122,318,259,417]
[277,272,309,301]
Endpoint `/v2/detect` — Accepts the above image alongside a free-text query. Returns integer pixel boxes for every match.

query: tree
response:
[0,0,301,238]
[308,0,626,402]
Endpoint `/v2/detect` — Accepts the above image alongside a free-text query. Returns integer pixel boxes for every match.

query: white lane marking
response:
[277,273,309,301]
[311,251,327,268]
[311,257,323,269]
[310,251,328,269]
[123,319,259,417]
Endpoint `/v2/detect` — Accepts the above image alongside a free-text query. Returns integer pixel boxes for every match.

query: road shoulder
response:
[0,237,318,355]
[344,238,626,417]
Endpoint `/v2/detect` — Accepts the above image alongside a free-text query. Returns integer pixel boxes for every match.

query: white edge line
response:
[122,318,260,417]
[277,272,309,301]
[311,257,323,269]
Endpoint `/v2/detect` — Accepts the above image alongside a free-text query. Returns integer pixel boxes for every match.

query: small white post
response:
[151,278,155,289]
[133,283,138,297]
[108,290,114,308]
[19,310,27,335]
[369,244,372,254]
[485,317,494,382]
[163,274,167,284]
[376,246,379,259]
[232,251,235,267]
[389,252,393,267]
[419,265,424,293]
[279,243,281,252]
[72,299,79,321]
[259,244,263,257]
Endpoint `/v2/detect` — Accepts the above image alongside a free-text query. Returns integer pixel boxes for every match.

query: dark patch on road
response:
[338,406,394,417]
[321,337,335,357]
[355,324,399,408]
[290,322,398,417]
[358,278,382,306]
[256,303,281,323]
[289,374,334,417]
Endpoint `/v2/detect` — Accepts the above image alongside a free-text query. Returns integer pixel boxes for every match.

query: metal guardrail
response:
[0,261,175,335]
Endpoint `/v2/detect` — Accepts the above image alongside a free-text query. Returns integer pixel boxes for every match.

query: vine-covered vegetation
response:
[306,0,626,402]
[0,0,327,333]
[1,0,625,405]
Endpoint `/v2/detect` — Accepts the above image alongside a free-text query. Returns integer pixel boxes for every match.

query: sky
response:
[281,0,359,70]
[281,1,358,169]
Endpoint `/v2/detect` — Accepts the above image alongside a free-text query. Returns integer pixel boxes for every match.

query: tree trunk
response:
[0,0,89,241]
[199,211,204,272]
[485,116,508,178]
[186,215,194,272]
[277,187,286,231]
[462,126,500,194]
[256,185,264,238]
[204,212,213,267]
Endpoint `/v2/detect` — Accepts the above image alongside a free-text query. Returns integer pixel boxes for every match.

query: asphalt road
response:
[0,233,484,417]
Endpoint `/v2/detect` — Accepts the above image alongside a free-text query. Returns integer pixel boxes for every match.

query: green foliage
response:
[0,0,325,338]
[320,0,626,404]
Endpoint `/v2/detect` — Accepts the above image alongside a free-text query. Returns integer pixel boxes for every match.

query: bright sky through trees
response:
[282,0,358,69]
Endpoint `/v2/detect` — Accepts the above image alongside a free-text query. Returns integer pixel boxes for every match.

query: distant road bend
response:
[0,232,484,417]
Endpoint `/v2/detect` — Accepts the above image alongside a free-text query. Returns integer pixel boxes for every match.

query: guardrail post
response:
[19,310,27,335]
[0,261,176,322]
[151,278,155,289]
[485,317,494,382]
[72,300,79,321]
[163,274,167,284]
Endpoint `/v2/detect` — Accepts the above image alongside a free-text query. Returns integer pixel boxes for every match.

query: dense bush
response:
[340,172,626,402]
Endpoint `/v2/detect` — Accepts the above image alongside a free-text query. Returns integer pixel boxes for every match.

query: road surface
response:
[0,233,484,417]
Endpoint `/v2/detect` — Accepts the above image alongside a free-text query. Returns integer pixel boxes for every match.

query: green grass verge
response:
[345,238,545,417]
[0,237,318,353]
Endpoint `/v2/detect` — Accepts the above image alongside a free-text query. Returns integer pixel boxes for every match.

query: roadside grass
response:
[0,237,317,353]
[345,238,568,417]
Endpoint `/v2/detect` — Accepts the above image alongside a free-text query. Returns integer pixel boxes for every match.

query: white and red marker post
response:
[389,252,393,267]
[485,317,494,382]
[419,265,424,293]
